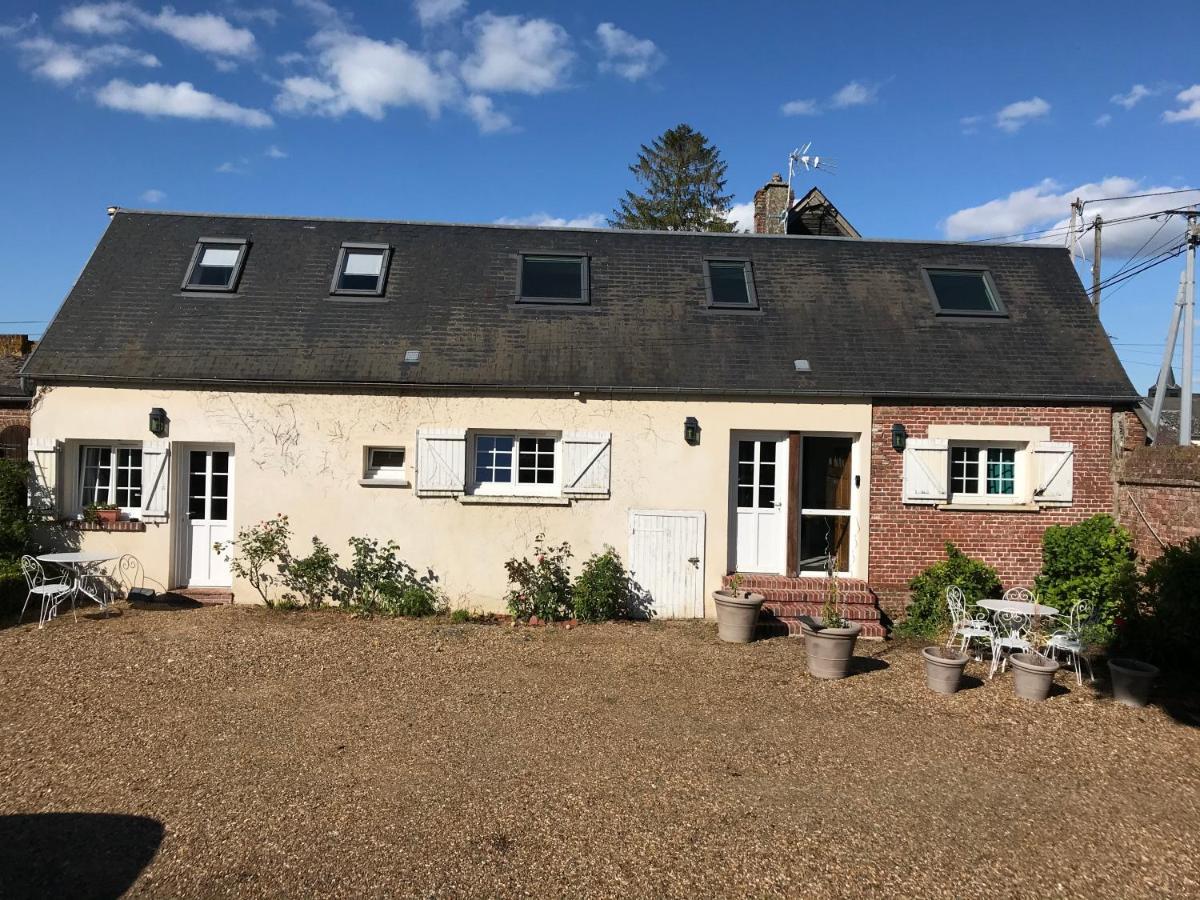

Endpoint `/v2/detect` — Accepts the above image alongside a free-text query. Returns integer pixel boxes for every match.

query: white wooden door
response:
[182,448,232,587]
[628,509,705,619]
[733,434,788,573]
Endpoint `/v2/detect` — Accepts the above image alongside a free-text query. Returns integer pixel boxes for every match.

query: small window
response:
[332,243,391,296]
[362,446,407,484]
[472,433,559,495]
[79,444,143,514]
[183,239,248,292]
[950,444,1018,501]
[518,254,588,304]
[705,260,757,308]
[925,269,1005,316]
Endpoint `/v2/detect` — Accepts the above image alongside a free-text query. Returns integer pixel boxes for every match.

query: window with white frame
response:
[79,445,143,513]
[949,444,1020,502]
[362,446,407,484]
[472,433,559,495]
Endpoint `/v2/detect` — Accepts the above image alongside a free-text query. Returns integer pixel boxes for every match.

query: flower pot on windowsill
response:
[712,590,765,643]
[96,508,121,526]
[1010,651,1059,701]
[921,646,970,694]
[800,621,862,679]
[1108,658,1159,708]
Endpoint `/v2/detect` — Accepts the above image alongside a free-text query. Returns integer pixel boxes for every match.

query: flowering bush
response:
[214,514,292,607]
[278,537,340,609]
[505,534,573,622]
[571,546,629,622]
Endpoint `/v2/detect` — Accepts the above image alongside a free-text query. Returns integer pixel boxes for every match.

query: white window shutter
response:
[1034,441,1074,505]
[415,428,466,496]
[562,431,611,497]
[902,437,948,504]
[141,439,171,519]
[28,438,61,515]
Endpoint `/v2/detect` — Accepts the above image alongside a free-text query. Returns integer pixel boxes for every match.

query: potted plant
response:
[1009,613,1059,701]
[85,503,120,526]
[921,645,970,694]
[799,554,861,680]
[1107,658,1158,708]
[712,573,765,643]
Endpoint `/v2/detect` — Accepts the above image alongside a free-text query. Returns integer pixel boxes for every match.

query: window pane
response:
[708,261,751,305]
[799,515,850,572]
[516,436,555,485]
[737,462,753,486]
[338,249,386,292]
[188,244,242,289]
[211,473,228,498]
[189,496,206,519]
[521,256,583,300]
[759,441,775,463]
[212,452,229,474]
[986,448,1015,495]
[801,437,852,511]
[928,271,998,312]
[475,436,513,483]
[737,440,754,463]
[737,485,753,507]
[758,484,775,509]
[369,449,405,469]
[210,498,228,521]
[189,473,206,497]
[951,446,980,495]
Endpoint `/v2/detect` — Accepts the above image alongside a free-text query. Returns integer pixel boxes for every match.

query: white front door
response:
[628,509,705,619]
[733,434,788,573]
[179,447,233,587]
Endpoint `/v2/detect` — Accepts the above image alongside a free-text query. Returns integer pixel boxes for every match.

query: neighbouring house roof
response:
[1140,379,1200,443]
[22,210,1138,403]
[787,187,860,238]
[0,335,34,405]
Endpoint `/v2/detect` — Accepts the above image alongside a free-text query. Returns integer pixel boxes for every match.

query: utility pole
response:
[1151,273,1186,442]
[1181,211,1198,446]
[1091,215,1103,311]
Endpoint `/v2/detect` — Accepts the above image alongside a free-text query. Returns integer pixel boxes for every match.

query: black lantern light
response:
[684,416,701,446]
[891,423,907,453]
[149,407,169,437]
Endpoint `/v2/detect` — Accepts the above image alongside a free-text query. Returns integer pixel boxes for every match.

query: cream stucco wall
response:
[31,386,872,615]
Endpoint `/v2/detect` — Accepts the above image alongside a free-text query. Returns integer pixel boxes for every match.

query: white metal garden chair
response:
[19,555,76,629]
[989,608,1034,678]
[946,585,994,658]
[1043,599,1095,685]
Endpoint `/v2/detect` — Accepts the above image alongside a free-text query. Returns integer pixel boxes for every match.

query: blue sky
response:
[0,0,1196,391]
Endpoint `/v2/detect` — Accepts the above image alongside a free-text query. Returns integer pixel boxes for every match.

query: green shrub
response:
[1121,537,1200,672]
[278,537,340,609]
[450,608,471,625]
[214,515,292,607]
[0,459,36,558]
[505,534,573,622]
[572,546,629,622]
[371,579,447,617]
[1035,515,1137,648]
[898,542,1002,639]
[346,537,418,607]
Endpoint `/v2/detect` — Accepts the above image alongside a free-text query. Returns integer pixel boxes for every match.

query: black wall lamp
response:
[891,423,907,453]
[149,407,169,437]
[684,416,701,446]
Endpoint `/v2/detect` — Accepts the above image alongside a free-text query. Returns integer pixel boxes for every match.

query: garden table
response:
[37,552,121,611]
[978,597,1059,678]
[977,598,1059,618]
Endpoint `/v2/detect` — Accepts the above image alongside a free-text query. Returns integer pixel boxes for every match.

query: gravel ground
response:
[1,606,1198,899]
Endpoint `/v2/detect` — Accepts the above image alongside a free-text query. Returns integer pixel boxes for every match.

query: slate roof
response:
[23,210,1138,403]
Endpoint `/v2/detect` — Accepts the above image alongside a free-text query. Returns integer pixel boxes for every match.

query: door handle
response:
[687,556,700,566]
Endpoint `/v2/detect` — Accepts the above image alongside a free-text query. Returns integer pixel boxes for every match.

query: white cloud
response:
[228,7,281,27]
[781,98,819,116]
[97,78,274,127]
[595,22,663,82]
[215,158,248,173]
[830,80,877,108]
[414,0,466,28]
[959,114,983,134]
[274,31,456,119]
[16,36,159,84]
[1095,113,1113,127]
[942,176,1194,257]
[464,94,512,133]
[1164,84,1200,124]
[0,13,38,40]
[61,4,256,58]
[293,0,345,27]
[461,13,572,95]
[995,96,1050,133]
[1111,83,1154,109]
[140,188,166,203]
[264,144,287,158]
[59,3,137,35]
[495,212,606,229]
[726,200,755,233]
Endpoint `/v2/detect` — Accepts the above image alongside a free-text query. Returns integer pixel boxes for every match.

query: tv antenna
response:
[783,143,837,227]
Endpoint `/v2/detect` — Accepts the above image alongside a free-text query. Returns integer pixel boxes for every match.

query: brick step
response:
[165,587,233,605]
[753,588,875,605]
[762,600,881,621]
[758,615,887,641]
[725,575,871,592]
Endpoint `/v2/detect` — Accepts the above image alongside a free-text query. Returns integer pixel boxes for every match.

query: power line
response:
[1083,187,1200,205]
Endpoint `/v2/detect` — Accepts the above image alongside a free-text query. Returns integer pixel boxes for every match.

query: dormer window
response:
[182,239,248,292]
[332,243,391,296]
[924,268,1006,317]
[704,259,757,308]
[518,254,588,304]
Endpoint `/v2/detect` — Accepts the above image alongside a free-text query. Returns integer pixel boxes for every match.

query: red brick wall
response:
[1116,446,1200,563]
[0,407,30,459]
[869,403,1117,619]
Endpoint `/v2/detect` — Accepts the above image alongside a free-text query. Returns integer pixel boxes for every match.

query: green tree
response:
[609,124,736,232]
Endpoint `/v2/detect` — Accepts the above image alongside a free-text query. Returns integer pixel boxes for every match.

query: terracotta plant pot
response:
[1010,652,1059,701]
[97,508,120,525]
[1108,658,1159,708]
[712,590,764,643]
[921,646,969,694]
[800,621,862,679]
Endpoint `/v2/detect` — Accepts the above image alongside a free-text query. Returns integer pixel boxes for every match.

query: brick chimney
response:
[0,335,31,357]
[753,173,793,234]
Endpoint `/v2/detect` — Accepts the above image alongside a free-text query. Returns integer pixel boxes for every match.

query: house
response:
[21,181,1138,629]
[0,334,34,460]
[1140,371,1200,446]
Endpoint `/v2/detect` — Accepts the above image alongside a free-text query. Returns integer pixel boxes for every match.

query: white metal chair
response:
[19,555,76,629]
[990,609,1034,678]
[946,585,994,658]
[115,554,145,598]
[1043,599,1095,685]
[1002,586,1036,604]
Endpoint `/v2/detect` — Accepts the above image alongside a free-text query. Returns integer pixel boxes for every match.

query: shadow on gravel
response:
[847,656,890,676]
[0,812,163,900]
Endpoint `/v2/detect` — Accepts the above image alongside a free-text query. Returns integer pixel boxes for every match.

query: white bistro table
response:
[978,597,1059,677]
[977,598,1059,618]
[37,552,120,611]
